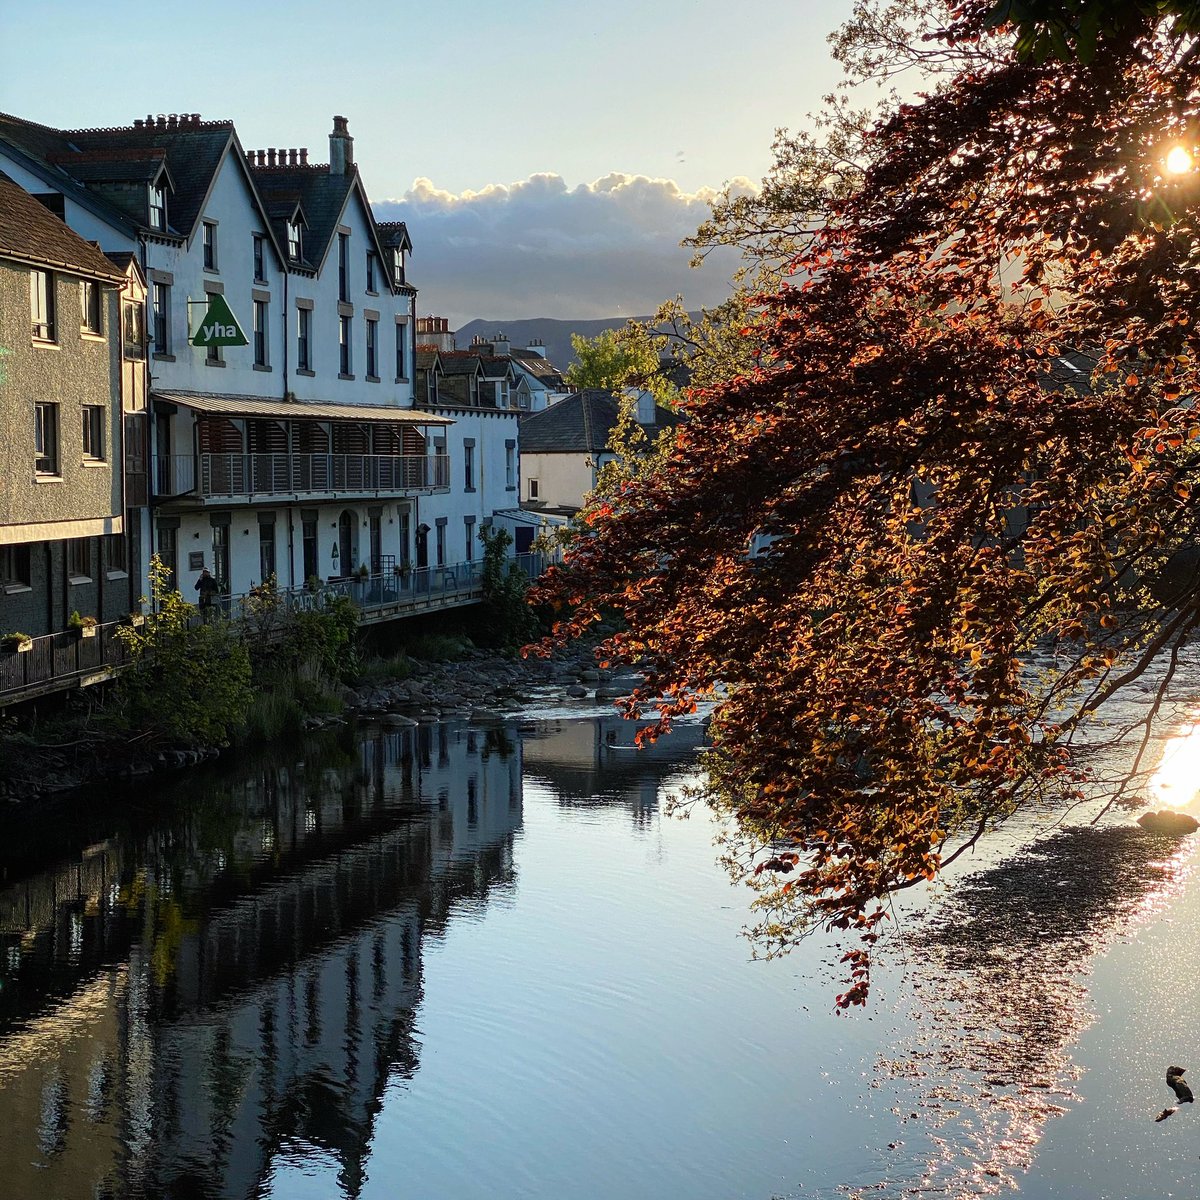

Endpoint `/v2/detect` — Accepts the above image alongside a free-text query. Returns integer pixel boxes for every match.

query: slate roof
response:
[0,172,124,280]
[250,164,352,272]
[519,389,678,454]
[511,348,566,388]
[0,111,235,239]
[438,352,485,376]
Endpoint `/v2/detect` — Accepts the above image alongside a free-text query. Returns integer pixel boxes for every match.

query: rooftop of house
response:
[0,172,124,281]
[519,388,678,454]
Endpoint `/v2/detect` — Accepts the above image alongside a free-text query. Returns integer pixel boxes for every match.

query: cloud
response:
[374,172,756,327]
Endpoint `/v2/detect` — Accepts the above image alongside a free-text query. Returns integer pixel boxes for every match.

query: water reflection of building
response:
[0,721,521,1199]
[519,714,708,819]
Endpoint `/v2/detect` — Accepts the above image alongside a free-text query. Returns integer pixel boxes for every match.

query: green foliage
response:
[404,632,474,661]
[115,558,253,748]
[564,328,664,392]
[352,652,413,685]
[478,526,538,650]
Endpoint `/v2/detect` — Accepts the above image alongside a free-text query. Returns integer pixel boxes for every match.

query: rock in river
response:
[1137,810,1200,834]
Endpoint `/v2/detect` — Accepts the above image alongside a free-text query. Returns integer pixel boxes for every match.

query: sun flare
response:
[1147,717,1200,810]
[1165,145,1194,175]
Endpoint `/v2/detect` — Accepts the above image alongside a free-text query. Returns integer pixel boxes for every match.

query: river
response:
[0,695,1197,1200]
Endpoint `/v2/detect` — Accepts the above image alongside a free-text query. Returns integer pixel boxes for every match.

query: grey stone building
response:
[0,172,132,638]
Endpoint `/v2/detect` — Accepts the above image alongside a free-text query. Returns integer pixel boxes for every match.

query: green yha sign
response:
[191,293,248,347]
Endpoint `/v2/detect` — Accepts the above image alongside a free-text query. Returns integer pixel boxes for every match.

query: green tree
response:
[565,328,665,392]
[115,557,253,747]
[478,526,538,650]
[533,1,1200,1005]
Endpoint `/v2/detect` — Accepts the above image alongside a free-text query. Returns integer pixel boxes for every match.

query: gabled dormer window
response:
[288,219,302,261]
[149,183,167,231]
[392,247,405,285]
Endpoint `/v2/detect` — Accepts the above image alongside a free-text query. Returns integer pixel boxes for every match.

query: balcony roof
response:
[151,390,453,426]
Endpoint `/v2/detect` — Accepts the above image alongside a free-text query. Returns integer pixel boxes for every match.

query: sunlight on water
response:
[1147,714,1200,810]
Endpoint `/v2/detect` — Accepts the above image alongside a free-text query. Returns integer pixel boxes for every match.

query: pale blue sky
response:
[2,0,858,321]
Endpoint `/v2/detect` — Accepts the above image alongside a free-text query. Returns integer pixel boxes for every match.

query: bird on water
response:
[1155,1066,1194,1122]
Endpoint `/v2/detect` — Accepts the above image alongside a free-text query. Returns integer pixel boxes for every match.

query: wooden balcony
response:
[154,452,450,501]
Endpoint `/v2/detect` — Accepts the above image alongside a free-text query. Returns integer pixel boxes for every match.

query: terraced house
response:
[0,173,142,641]
[0,110,512,614]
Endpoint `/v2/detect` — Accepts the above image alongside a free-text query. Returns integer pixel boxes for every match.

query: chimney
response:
[525,338,547,358]
[134,119,144,130]
[329,115,353,175]
[300,147,309,166]
[287,148,297,166]
[245,150,254,166]
[492,332,511,357]
[267,148,277,167]
[156,114,167,129]
[191,113,201,124]
[167,114,178,129]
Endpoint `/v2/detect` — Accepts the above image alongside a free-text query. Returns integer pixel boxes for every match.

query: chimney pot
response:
[191,113,200,124]
[167,113,178,128]
[134,119,144,129]
[267,148,277,167]
[288,148,297,166]
[156,114,167,129]
[300,147,309,165]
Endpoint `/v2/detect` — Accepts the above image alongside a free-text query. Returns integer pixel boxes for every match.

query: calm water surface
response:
[0,703,1198,1200]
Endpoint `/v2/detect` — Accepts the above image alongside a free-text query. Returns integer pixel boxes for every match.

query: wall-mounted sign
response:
[190,293,248,347]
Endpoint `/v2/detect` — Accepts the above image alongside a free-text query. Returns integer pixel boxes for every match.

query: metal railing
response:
[0,621,130,705]
[0,555,549,706]
[153,453,451,499]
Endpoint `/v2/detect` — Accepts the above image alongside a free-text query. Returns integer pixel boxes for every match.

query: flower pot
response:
[2,638,32,654]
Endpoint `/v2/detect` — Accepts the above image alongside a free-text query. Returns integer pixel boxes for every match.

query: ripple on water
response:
[870,826,1194,1198]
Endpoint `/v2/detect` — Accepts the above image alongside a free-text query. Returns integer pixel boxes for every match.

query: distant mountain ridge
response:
[456,316,659,370]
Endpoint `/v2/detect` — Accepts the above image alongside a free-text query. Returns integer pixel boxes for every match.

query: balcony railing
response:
[0,555,551,708]
[154,453,450,499]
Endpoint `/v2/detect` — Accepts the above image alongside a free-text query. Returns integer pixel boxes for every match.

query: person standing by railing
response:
[195,568,219,622]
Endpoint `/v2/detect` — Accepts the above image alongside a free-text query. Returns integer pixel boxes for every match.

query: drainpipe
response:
[140,232,156,596]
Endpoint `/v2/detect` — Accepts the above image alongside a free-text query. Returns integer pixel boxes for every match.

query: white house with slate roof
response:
[0,111,516,606]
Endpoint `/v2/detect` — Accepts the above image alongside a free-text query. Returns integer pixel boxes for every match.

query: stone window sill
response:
[297,368,315,377]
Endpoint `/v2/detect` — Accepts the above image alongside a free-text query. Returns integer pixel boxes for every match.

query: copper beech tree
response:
[529,2,1200,1005]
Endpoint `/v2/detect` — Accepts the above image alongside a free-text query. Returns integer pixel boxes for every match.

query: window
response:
[0,545,31,592]
[505,443,515,489]
[464,441,475,491]
[104,533,127,576]
[259,523,275,582]
[289,219,302,261]
[297,306,311,371]
[35,403,58,475]
[366,252,377,293]
[465,519,475,563]
[365,318,378,378]
[123,302,144,359]
[528,477,540,501]
[152,282,170,355]
[369,514,381,572]
[339,314,352,375]
[395,322,408,380]
[31,269,55,341]
[392,247,405,285]
[157,524,178,591]
[82,405,105,460]
[253,299,269,367]
[68,538,90,581]
[202,221,217,270]
[338,232,349,301]
[149,183,167,230]
[212,524,230,590]
[252,234,265,282]
[206,341,222,364]
[80,280,102,335]
[302,518,318,582]
[435,522,446,568]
